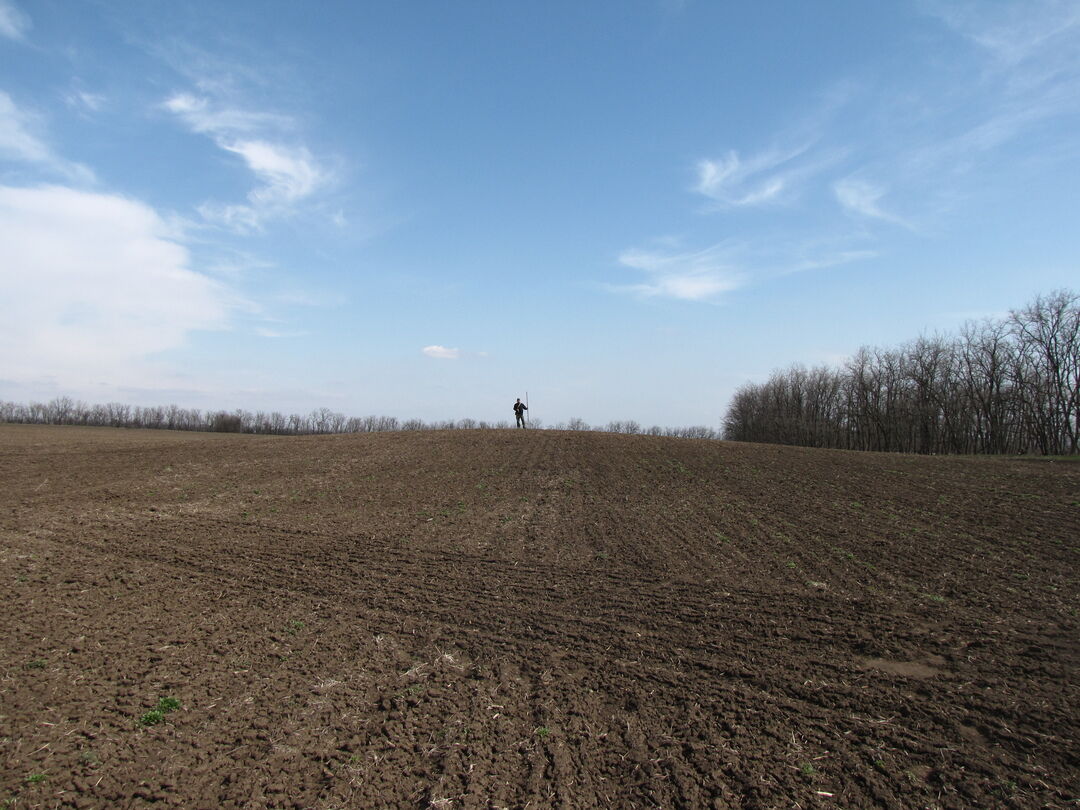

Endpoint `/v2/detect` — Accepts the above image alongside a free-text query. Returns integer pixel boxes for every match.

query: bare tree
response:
[723,289,1078,455]
[1010,290,1080,454]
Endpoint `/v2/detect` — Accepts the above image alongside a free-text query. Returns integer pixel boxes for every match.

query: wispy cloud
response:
[64,90,107,114]
[833,178,912,229]
[0,0,30,40]
[614,243,746,301]
[273,289,346,308]
[422,345,461,360]
[164,92,292,136]
[691,79,852,212]
[907,0,1080,178]
[0,90,50,163]
[613,236,876,302]
[781,248,878,275]
[0,91,95,182]
[628,1,1080,310]
[197,139,327,231]
[256,327,307,339]
[694,145,836,208]
[163,92,329,232]
[926,0,1080,68]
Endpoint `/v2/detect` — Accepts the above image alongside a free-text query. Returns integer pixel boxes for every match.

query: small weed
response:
[800,762,816,776]
[786,560,798,569]
[534,726,552,739]
[137,710,165,727]
[393,683,425,700]
[596,551,609,561]
[79,750,101,767]
[25,659,46,669]
[997,779,1018,795]
[26,772,47,784]
[924,593,947,603]
[286,620,305,634]
[137,696,180,728]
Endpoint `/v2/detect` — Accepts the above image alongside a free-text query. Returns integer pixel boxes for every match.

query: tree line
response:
[722,289,1080,455]
[0,398,719,440]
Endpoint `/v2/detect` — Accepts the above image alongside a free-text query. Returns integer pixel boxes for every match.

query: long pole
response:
[526,391,530,426]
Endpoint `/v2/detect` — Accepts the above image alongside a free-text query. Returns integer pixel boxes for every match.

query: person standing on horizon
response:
[513,398,528,428]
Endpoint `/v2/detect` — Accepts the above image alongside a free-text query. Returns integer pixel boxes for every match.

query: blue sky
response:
[1,1,1077,427]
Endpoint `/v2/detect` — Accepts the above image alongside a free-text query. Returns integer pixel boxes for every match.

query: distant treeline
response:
[723,289,1080,455]
[0,399,719,440]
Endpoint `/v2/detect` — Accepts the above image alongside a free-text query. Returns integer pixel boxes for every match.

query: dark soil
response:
[1,425,1077,809]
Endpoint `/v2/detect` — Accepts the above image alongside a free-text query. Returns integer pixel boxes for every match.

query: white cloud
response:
[908,0,1080,178]
[256,327,307,338]
[612,237,877,302]
[0,0,30,40]
[694,145,841,208]
[833,178,912,228]
[423,345,460,359]
[0,90,50,163]
[0,91,95,182]
[615,244,745,301]
[226,139,324,203]
[65,91,107,114]
[927,0,1080,68]
[695,148,799,207]
[782,248,878,275]
[0,185,232,389]
[163,92,291,136]
[273,288,346,308]
[163,92,328,232]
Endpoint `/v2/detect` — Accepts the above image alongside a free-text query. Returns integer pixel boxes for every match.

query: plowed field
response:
[1,424,1077,809]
